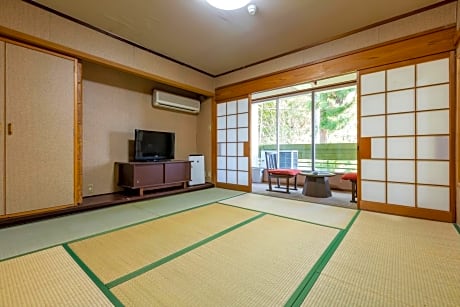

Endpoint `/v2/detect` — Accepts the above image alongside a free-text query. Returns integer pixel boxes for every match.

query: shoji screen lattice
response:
[359,55,453,221]
[216,98,250,191]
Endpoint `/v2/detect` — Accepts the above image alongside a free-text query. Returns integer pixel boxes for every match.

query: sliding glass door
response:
[252,83,357,173]
[314,86,357,172]
[253,93,313,171]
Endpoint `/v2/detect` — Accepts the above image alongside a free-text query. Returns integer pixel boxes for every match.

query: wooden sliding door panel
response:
[0,42,4,215]
[5,43,76,214]
[358,53,454,222]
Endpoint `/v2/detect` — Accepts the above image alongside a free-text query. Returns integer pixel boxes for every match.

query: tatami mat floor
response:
[219,193,356,229]
[302,211,460,306]
[0,188,245,260]
[0,188,459,306]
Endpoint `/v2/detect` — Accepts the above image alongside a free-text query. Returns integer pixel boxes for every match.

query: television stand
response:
[116,160,191,196]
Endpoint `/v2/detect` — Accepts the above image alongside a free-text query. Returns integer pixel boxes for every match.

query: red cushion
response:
[268,169,301,176]
[342,172,357,181]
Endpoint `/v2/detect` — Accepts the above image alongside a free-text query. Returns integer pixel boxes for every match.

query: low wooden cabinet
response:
[116,161,191,196]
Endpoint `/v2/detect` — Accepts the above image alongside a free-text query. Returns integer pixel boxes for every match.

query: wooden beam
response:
[216,27,456,102]
[0,26,214,97]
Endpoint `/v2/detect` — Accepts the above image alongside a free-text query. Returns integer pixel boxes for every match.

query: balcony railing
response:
[298,159,357,173]
[259,143,357,173]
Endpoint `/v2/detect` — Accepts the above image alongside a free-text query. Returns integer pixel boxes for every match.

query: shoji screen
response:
[216,98,251,192]
[359,54,454,222]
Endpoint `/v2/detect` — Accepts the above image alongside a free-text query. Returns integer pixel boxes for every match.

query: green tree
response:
[258,100,277,145]
[316,88,356,143]
[257,94,312,146]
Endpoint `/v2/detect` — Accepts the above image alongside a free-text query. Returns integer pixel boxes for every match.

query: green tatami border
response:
[454,223,460,235]
[106,212,266,288]
[220,202,345,230]
[285,210,361,307]
[0,188,246,262]
[0,201,224,263]
[65,189,247,245]
[65,201,217,245]
[63,244,124,307]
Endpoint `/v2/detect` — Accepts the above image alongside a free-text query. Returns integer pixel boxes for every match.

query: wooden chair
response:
[265,152,301,194]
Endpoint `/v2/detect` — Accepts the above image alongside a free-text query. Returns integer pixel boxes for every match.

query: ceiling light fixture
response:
[206,0,251,10]
[247,4,257,15]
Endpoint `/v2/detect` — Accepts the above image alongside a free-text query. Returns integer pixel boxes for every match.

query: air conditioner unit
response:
[152,90,200,114]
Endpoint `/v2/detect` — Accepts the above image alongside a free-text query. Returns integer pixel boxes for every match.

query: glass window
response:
[251,82,357,173]
[314,86,357,172]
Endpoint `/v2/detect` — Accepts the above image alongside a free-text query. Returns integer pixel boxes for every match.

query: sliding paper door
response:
[0,41,4,215]
[359,53,454,222]
[215,98,251,192]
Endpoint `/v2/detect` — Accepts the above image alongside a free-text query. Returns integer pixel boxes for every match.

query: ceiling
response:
[29,0,447,77]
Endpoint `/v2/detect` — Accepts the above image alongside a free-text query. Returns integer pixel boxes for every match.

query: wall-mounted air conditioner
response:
[152,90,200,114]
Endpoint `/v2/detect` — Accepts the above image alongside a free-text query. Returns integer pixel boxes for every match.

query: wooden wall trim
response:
[215,182,251,193]
[454,29,460,48]
[448,52,457,219]
[360,200,454,222]
[0,35,76,62]
[215,0,456,78]
[211,98,217,184]
[216,27,456,102]
[358,52,453,75]
[75,61,83,204]
[0,203,77,220]
[0,26,214,97]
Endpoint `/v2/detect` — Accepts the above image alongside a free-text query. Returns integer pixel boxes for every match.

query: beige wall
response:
[216,2,456,88]
[196,98,213,182]
[82,62,199,196]
[0,0,213,94]
[0,0,213,197]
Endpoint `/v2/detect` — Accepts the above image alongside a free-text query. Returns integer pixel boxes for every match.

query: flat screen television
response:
[134,129,175,162]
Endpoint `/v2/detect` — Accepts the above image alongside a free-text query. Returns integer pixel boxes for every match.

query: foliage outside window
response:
[254,84,357,173]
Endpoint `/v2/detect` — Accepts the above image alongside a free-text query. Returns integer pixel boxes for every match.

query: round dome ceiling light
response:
[206,0,251,10]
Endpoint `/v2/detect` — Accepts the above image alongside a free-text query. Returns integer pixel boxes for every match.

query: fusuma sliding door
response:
[215,98,251,192]
[4,41,77,216]
[359,53,454,222]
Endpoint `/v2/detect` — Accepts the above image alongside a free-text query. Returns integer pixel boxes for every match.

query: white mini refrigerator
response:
[188,154,205,185]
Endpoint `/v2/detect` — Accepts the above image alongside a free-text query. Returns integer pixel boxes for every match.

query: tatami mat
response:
[0,205,154,261]
[219,193,356,229]
[112,214,339,306]
[0,246,113,307]
[132,187,245,216]
[0,187,243,261]
[69,203,258,284]
[302,211,460,306]
[301,274,407,307]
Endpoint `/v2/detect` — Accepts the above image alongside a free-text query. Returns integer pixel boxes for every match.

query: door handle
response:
[7,123,12,135]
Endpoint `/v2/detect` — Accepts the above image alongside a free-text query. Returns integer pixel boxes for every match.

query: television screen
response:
[134,129,175,162]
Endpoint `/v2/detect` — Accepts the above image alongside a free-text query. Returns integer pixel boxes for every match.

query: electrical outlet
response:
[88,184,94,193]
